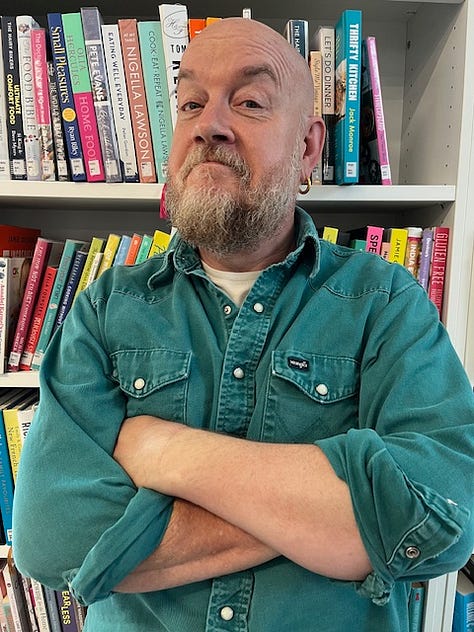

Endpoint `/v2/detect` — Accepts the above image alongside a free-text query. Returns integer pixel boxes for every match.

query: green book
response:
[134,234,153,264]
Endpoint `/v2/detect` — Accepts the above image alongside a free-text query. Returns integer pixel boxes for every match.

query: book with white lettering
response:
[47,13,86,181]
[358,37,392,185]
[118,18,157,183]
[428,226,450,317]
[284,19,309,62]
[309,50,322,185]
[81,7,123,182]
[62,11,105,182]
[47,60,69,180]
[334,9,362,184]
[0,27,10,181]
[0,257,31,373]
[158,4,189,129]
[101,23,139,182]
[16,15,42,181]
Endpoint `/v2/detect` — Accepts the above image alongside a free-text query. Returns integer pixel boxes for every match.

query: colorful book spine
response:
[21,575,40,632]
[148,229,171,257]
[428,226,450,316]
[81,7,123,182]
[56,590,79,632]
[334,9,362,184]
[31,27,56,181]
[138,20,174,183]
[322,226,338,244]
[16,15,42,181]
[0,409,15,545]
[53,249,87,332]
[387,227,408,265]
[417,227,434,290]
[0,28,10,180]
[30,579,52,632]
[47,60,69,180]
[2,555,31,632]
[124,233,142,265]
[452,572,474,632]
[188,18,206,39]
[408,583,425,632]
[43,585,63,632]
[19,265,57,370]
[158,3,189,129]
[118,18,157,183]
[74,236,104,299]
[62,12,105,182]
[404,226,423,277]
[112,234,132,266]
[100,23,139,183]
[309,50,322,185]
[47,13,86,181]
[1,16,27,180]
[96,233,121,277]
[284,19,309,61]
[3,403,24,482]
[365,225,384,255]
[134,233,153,264]
[312,25,336,184]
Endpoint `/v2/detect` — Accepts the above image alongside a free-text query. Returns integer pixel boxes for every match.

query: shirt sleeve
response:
[12,287,174,605]
[316,279,474,605]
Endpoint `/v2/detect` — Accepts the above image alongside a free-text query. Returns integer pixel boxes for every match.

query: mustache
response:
[180,146,250,180]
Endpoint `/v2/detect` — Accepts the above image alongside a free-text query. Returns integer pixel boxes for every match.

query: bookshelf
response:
[1,1,473,631]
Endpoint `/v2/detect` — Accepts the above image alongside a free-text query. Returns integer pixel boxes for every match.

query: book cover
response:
[84,251,103,288]
[112,235,132,267]
[43,585,63,632]
[47,60,69,181]
[334,9,362,184]
[0,224,41,257]
[47,13,87,181]
[96,233,121,277]
[148,229,170,257]
[404,226,422,277]
[365,225,384,255]
[408,582,425,632]
[56,589,79,632]
[452,572,474,632]
[134,233,153,264]
[31,27,56,181]
[31,239,86,370]
[428,226,450,316]
[417,227,434,291]
[21,574,40,632]
[138,20,174,183]
[387,227,408,265]
[124,233,142,265]
[118,18,157,183]
[74,236,104,299]
[16,392,39,445]
[4,389,38,482]
[0,257,31,373]
[0,27,10,181]
[284,19,309,61]
[100,23,139,183]
[2,554,31,632]
[322,226,338,244]
[81,7,123,183]
[1,16,27,180]
[19,264,57,370]
[358,37,392,186]
[30,578,52,632]
[16,15,42,181]
[158,3,189,128]
[309,50,323,185]
[7,238,63,372]
[62,11,105,182]
[53,249,87,332]
[312,25,336,184]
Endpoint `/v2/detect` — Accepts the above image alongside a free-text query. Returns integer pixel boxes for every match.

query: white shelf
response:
[0,372,40,389]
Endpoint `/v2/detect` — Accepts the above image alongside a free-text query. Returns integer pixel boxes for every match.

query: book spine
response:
[2,558,31,632]
[0,259,9,372]
[16,16,42,181]
[96,233,121,277]
[284,20,309,61]
[4,407,24,482]
[158,4,189,129]
[8,238,52,372]
[47,13,86,181]
[62,12,105,182]
[30,579,52,632]
[47,61,69,180]
[124,233,142,265]
[43,586,62,632]
[56,590,79,632]
[74,236,104,298]
[134,233,153,264]
[314,26,336,184]
[112,235,131,266]
[19,265,57,370]
[365,225,384,255]
[138,20,174,183]
[408,583,425,632]
[387,227,408,265]
[31,28,56,181]
[417,227,434,290]
[0,414,15,545]
[21,575,40,632]
[404,226,423,277]
[100,23,139,183]
[365,36,392,185]
[428,226,450,316]
[81,7,123,182]
[0,28,10,180]
[322,226,338,243]
[53,249,87,331]
[309,50,323,185]
[148,229,170,257]
[335,9,362,184]
[118,19,157,183]
[1,16,27,180]
[188,18,206,39]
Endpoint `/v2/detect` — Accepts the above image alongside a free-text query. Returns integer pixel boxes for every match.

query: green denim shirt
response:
[13,208,474,631]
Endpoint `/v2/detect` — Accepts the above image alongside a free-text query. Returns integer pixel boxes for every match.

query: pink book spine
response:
[73,91,105,182]
[365,225,384,255]
[366,36,392,186]
[428,226,450,317]
[7,238,52,372]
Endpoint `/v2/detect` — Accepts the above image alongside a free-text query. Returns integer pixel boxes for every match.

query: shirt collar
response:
[147,206,321,289]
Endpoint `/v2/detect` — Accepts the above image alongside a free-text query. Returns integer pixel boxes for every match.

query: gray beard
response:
[166,145,301,257]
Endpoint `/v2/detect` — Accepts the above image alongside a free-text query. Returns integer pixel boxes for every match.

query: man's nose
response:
[193,100,236,145]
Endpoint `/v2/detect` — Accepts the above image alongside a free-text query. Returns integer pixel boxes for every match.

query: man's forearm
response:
[114,499,278,593]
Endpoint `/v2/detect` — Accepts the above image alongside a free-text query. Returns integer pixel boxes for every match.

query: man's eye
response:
[182,102,201,111]
[241,100,261,109]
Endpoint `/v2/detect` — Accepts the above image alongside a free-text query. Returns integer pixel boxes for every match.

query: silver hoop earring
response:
[298,178,311,195]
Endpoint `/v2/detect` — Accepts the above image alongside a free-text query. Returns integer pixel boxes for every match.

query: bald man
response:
[13,18,474,632]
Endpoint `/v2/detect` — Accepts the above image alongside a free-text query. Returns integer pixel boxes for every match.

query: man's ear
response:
[301,116,326,181]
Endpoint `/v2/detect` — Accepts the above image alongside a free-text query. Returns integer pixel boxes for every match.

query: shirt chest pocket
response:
[110,348,192,423]
[261,351,360,443]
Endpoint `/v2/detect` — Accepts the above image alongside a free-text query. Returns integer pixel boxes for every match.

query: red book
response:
[118,18,157,183]
[124,233,143,265]
[19,265,57,370]
[428,226,450,317]
[0,225,41,257]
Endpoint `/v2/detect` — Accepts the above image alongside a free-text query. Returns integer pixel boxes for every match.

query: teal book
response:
[408,583,425,632]
[53,248,87,332]
[138,21,174,183]
[134,234,153,264]
[334,9,362,184]
[452,572,474,632]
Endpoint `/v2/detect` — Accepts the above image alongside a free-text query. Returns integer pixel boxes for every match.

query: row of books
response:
[453,559,474,632]
[0,224,171,375]
[285,10,391,186]
[319,223,450,316]
[0,387,87,631]
[0,4,191,184]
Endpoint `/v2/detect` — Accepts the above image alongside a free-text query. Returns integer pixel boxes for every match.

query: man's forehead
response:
[178,62,280,87]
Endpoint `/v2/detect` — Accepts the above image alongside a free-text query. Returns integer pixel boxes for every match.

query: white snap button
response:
[405,546,420,559]
[134,378,146,390]
[315,383,328,396]
[224,305,232,315]
[220,606,234,621]
[233,367,245,379]
[253,302,264,313]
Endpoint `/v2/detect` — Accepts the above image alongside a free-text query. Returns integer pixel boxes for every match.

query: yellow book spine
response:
[3,409,23,483]
[96,233,121,278]
[388,228,408,264]
[322,226,339,244]
[74,237,105,298]
[148,230,171,258]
